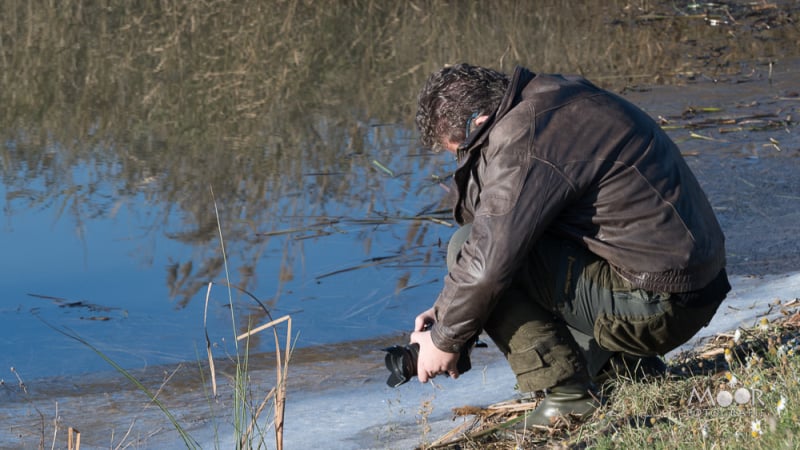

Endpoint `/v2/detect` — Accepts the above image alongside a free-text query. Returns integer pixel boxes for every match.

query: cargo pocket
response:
[507,346,579,392]
[507,348,548,392]
[593,286,674,356]
[594,311,670,356]
[594,299,721,356]
[507,348,545,377]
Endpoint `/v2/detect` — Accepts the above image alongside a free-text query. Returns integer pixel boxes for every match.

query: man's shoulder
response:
[523,73,605,101]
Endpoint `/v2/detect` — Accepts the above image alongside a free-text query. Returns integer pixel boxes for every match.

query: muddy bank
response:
[624,57,800,276]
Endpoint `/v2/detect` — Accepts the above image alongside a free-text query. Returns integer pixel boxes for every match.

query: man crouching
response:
[410,63,730,428]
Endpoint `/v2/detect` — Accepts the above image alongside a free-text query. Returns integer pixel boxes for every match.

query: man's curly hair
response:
[415,64,509,149]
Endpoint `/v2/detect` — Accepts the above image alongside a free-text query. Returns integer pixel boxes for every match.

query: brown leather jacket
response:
[431,67,727,353]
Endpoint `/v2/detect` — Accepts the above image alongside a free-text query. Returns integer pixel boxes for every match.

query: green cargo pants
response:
[447,224,726,392]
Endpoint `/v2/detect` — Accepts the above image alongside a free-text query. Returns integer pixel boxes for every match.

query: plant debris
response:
[425,298,800,449]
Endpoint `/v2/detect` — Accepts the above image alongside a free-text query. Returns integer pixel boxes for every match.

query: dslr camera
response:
[382,331,481,388]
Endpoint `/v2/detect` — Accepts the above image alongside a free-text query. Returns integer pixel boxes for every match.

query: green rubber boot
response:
[513,382,599,428]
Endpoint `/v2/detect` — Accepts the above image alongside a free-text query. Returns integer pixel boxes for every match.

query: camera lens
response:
[383,343,419,388]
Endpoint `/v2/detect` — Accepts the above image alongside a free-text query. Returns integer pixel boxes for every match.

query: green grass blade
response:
[41,320,200,449]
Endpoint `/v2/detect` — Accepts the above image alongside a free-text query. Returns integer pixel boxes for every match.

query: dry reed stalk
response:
[427,398,543,448]
[236,314,292,450]
[236,315,291,340]
[145,364,183,410]
[114,420,137,450]
[51,401,58,450]
[242,387,277,444]
[427,425,470,447]
[67,427,80,450]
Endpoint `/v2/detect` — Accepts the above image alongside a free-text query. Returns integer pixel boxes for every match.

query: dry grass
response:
[423,302,800,449]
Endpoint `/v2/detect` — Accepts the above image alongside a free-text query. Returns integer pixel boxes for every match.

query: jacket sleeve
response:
[430,120,576,353]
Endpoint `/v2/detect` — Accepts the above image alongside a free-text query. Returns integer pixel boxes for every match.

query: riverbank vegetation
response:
[13,298,799,449]
[422,302,800,449]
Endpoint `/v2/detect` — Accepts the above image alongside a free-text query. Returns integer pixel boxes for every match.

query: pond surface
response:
[1,1,800,447]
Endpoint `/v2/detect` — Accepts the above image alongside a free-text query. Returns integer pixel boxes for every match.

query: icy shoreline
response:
[1,272,798,449]
[213,272,800,450]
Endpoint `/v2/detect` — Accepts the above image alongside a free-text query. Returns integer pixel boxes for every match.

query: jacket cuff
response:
[430,323,462,354]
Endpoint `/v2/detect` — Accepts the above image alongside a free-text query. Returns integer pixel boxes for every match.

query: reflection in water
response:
[1,1,799,377]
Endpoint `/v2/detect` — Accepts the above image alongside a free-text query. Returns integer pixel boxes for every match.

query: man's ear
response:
[475,115,490,126]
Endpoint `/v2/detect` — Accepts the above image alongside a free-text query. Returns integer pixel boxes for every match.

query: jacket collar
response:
[456,66,536,163]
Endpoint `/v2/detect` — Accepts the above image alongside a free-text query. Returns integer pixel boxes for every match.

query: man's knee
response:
[484,288,588,392]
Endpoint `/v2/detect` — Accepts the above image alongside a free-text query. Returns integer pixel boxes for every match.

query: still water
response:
[1,0,799,382]
[1,1,800,448]
[1,128,453,379]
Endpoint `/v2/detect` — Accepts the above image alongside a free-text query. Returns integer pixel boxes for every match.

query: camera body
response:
[382,335,477,388]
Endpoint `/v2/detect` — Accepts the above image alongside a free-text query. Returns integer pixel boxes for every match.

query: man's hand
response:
[409,327,459,383]
[414,307,436,331]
